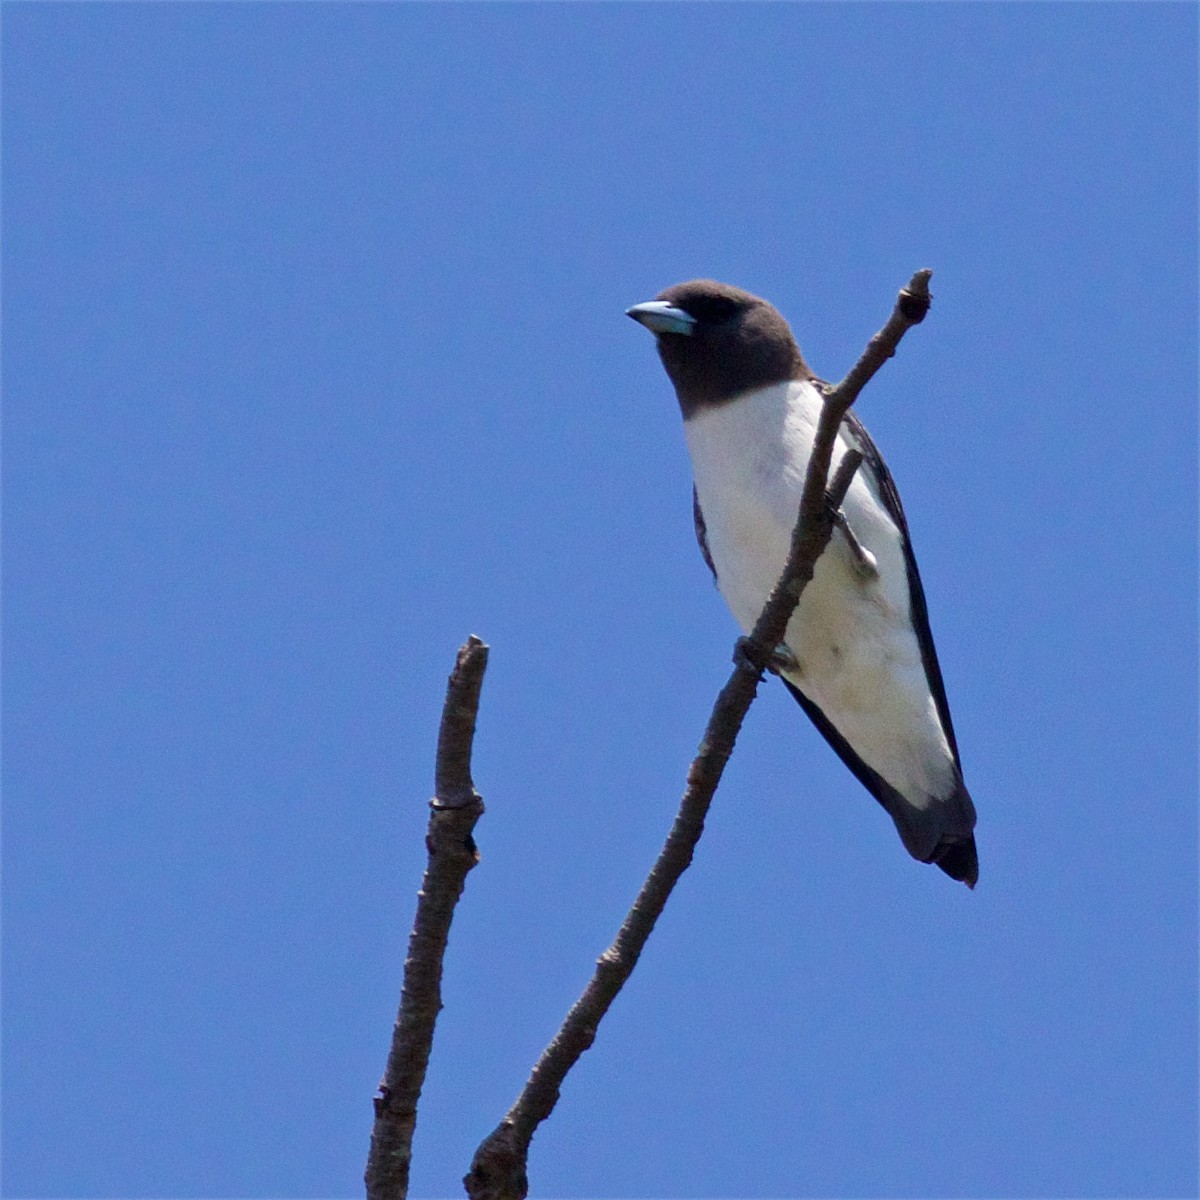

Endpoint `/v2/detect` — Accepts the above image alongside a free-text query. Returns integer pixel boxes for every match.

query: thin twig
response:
[463,271,933,1200]
[365,636,490,1200]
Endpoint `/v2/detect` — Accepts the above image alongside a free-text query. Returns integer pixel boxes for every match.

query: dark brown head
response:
[626,280,811,418]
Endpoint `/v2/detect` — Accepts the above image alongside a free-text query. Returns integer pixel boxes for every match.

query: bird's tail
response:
[932,831,979,889]
[901,780,978,889]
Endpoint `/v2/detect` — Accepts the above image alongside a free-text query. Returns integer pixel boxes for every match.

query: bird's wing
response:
[781,676,932,851]
[782,674,975,877]
[689,410,961,767]
[839,410,963,767]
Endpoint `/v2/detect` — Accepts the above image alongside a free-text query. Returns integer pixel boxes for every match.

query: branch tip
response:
[898,269,933,324]
[435,636,490,803]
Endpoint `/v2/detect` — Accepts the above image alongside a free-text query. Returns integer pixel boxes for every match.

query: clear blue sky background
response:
[4,5,1196,1198]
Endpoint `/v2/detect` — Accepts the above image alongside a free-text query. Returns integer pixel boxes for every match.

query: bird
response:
[626,279,978,887]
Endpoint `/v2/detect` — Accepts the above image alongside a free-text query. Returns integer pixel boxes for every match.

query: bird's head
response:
[626,280,811,416]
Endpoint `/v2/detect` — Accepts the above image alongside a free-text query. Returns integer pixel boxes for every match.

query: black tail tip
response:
[935,837,979,889]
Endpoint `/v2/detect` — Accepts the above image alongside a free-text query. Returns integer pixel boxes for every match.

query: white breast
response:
[683,379,956,803]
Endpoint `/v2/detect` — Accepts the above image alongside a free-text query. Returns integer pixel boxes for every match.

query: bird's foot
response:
[734,638,799,677]
[732,637,763,676]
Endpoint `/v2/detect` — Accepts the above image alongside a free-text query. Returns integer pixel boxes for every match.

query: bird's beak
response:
[625,300,697,336]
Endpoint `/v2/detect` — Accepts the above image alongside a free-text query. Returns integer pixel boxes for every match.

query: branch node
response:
[731,635,767,677]
[464,1125,529,1200]
[430,790,484,813]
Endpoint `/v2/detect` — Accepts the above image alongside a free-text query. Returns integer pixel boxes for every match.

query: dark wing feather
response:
[692,486,718,582]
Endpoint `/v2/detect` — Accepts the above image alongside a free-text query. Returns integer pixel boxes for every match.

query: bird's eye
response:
[693,296,739,322]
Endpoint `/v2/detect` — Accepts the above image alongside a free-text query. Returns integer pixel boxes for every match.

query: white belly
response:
[683,380,956,803]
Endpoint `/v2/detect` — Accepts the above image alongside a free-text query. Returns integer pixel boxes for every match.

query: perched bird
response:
[627,280,978,886]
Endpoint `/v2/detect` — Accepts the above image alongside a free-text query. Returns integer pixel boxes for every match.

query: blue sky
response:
[3,4,1196,1198]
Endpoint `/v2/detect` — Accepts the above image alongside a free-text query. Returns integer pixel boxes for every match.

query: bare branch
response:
[366,636,490,1200]
[463,272,933,1200]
